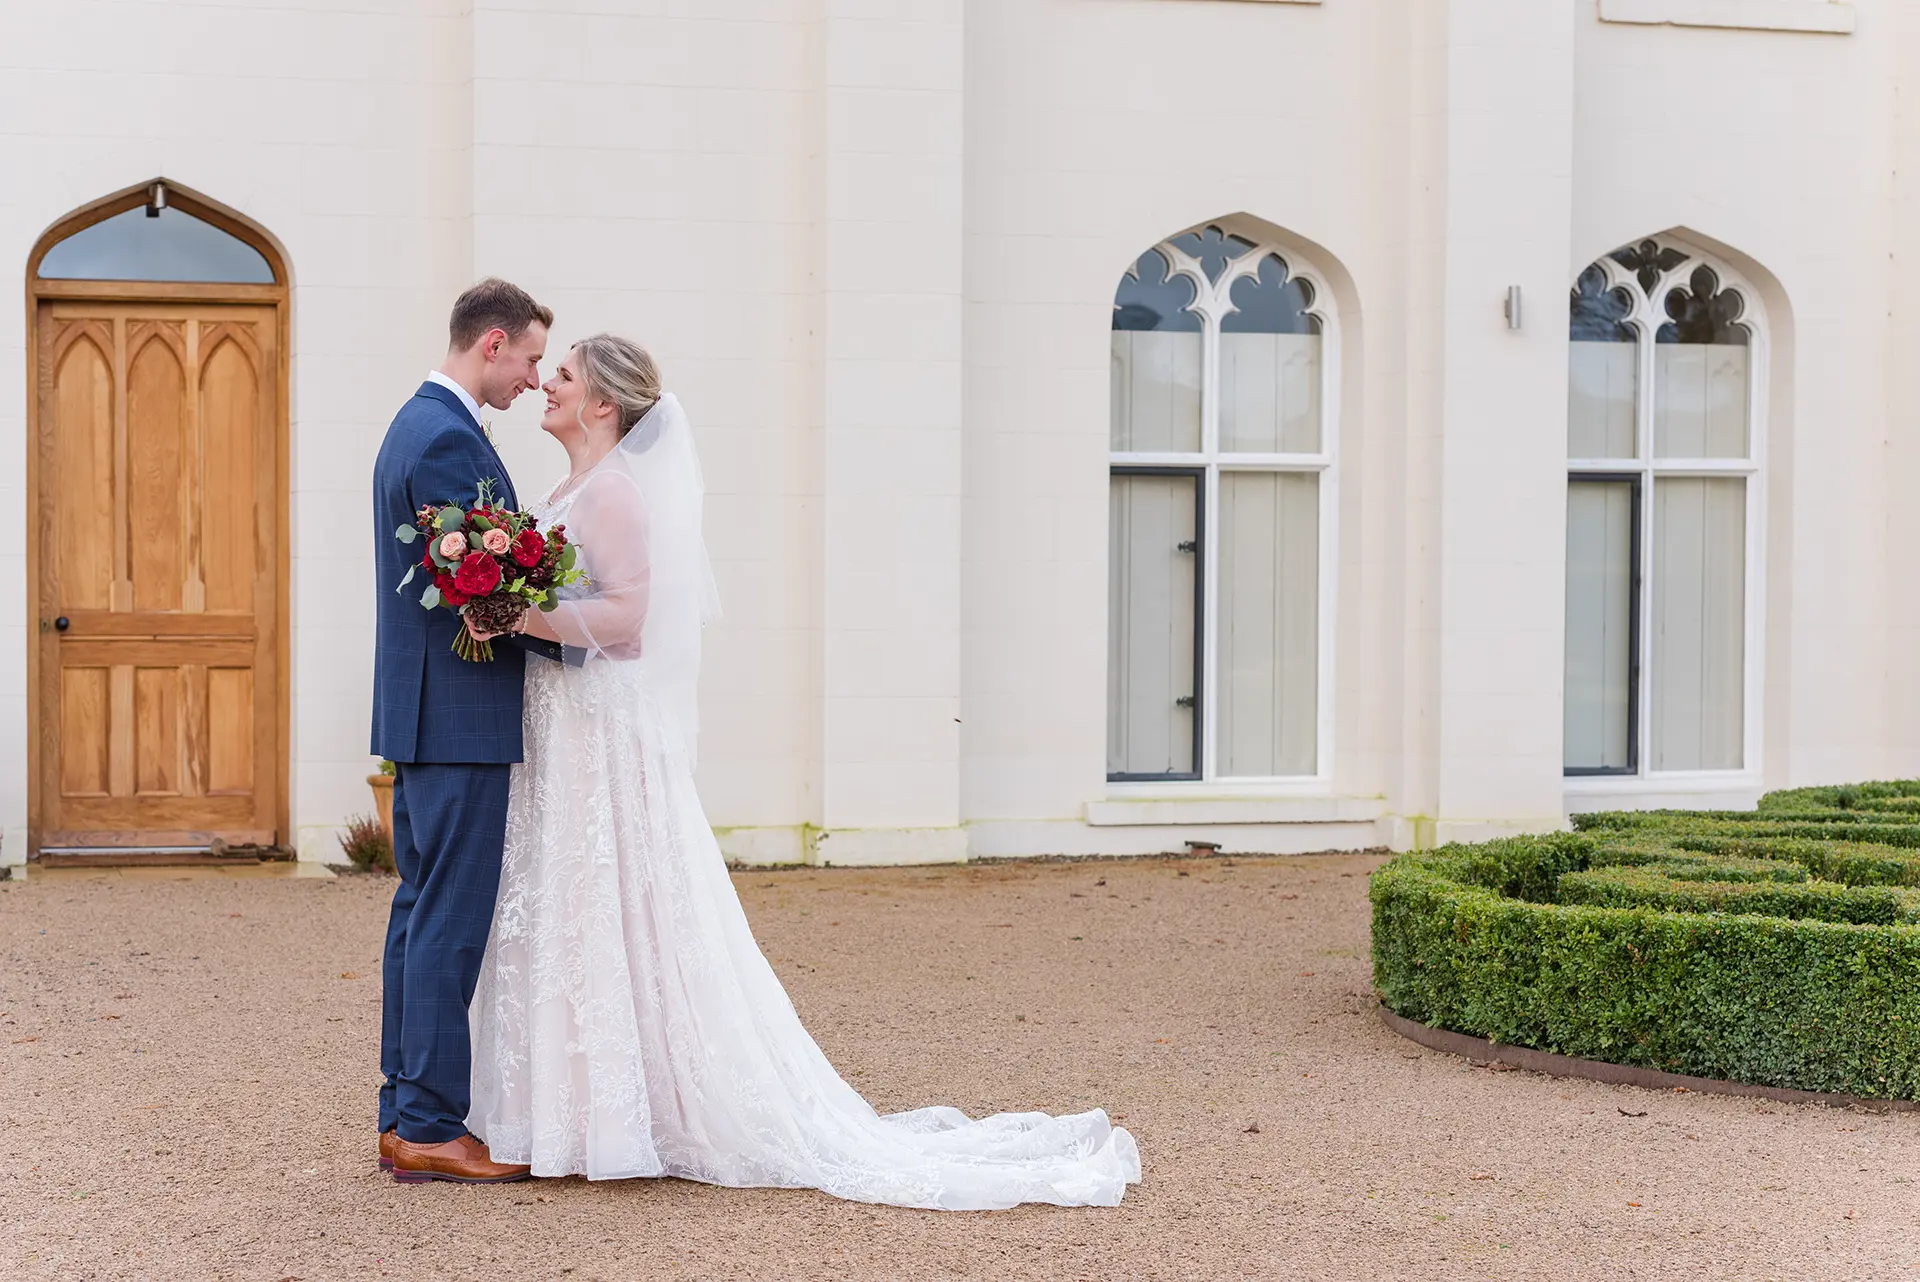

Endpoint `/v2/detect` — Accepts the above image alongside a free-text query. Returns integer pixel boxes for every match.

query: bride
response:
[462,334,1140,1209]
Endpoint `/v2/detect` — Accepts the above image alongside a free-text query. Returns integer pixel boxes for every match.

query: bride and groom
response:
[368,278,1140,1209]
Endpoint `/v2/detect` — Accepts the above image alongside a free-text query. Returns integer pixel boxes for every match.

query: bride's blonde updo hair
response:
[572,333,663,435]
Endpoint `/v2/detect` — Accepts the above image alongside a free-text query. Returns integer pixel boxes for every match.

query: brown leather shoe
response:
[378,1128,397,1171]
[391,1133,530,1184]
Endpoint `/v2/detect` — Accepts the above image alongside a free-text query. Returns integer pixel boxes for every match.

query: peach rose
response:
[481,527,512,555]
[438,531,468,561]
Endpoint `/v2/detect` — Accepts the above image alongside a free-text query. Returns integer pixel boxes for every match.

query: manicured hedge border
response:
[1556,864,1920,925]
[1369,783,1920,1100]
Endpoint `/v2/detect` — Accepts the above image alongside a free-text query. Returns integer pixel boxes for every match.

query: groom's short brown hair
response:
[449,278,553,351]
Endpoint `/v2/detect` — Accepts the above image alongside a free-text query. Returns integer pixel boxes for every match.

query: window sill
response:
[1087,795,1385,827]
[1564,773,1763,815]
[1598,0,1855,34]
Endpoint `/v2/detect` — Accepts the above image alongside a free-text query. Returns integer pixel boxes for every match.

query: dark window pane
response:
[1656,266,1750,346]
[1569,263,1638,458]
[1654,266,1750,458]
[1565,478,1636,773]
[1570,263,1635,342]
[1113,247,1201,333]
[1222,255,1320,336]
[1220,256,1321,453]
[38,207,274,284]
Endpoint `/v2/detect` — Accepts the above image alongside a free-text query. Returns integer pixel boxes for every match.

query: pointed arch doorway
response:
[27,180,290,857]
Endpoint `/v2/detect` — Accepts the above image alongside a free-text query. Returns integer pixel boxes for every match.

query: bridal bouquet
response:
[395,479,585,661]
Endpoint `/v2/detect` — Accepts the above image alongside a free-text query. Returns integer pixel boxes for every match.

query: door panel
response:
[54,330,115,611]
[36,301,281,848]
[127,327,188,613]
[201,333,260,613]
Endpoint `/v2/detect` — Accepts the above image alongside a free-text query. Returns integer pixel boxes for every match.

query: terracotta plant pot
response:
[368,773,395,844]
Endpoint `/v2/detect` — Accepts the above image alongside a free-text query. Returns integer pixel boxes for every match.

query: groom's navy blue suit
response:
[370,380,559,1143]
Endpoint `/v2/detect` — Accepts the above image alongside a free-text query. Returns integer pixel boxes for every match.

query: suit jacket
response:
[369,380,561,764]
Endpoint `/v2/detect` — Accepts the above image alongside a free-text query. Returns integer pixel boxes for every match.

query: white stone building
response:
[2,0,1911,871]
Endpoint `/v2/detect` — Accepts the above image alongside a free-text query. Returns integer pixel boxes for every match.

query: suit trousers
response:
[379,761,511,1143]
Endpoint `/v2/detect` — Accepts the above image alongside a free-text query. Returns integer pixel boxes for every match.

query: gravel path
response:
[4,853,1917,1281]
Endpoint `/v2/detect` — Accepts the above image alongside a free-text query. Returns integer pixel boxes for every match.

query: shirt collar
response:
[426,370,484,429]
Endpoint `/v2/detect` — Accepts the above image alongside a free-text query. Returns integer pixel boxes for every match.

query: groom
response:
[370,278,561,1184]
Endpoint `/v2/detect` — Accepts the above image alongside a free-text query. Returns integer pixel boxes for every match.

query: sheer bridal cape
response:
[467,394,1141,1209]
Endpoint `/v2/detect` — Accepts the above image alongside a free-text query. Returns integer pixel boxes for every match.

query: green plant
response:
[338,813,394,873]
[1370,779,1920,1099]
[378,759,396,777]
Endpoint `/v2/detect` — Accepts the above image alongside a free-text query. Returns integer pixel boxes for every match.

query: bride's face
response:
[540,351,613,441]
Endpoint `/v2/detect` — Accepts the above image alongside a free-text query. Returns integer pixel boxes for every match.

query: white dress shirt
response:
[426,369,484,429]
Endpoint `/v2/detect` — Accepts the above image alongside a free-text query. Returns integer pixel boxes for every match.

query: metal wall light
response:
[146,181,167,218]
[1504,285,1523,330]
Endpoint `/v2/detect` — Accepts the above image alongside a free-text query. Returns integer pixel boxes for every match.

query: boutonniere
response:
[482,418,496,445]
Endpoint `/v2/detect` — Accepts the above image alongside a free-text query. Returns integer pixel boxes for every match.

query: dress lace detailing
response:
[467,495,1139,1209]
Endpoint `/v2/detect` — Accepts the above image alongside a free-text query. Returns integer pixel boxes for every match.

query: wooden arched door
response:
[28,181,289,855]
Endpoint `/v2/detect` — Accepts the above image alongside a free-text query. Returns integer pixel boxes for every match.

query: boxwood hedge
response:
[1369,780,1920,1099]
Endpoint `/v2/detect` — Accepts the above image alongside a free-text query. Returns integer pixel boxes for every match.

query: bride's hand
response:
[464,614,505,644]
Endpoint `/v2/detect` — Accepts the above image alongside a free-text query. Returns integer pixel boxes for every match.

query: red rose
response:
[453,550,501,597]
[433,571,470,607]
[510,528,546,568]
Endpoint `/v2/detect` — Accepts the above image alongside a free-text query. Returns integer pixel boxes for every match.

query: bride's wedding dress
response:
[467,395,1139,1208]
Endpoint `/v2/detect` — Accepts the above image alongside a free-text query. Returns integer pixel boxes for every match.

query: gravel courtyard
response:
[5,852,1918,1281]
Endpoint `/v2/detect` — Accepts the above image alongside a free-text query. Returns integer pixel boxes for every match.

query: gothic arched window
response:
[1108,224,1336,782]
[1564,239,1763,778]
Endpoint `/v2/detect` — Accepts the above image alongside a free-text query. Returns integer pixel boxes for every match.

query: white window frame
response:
[1565,239,1768,806]
[1108,230,1340,795]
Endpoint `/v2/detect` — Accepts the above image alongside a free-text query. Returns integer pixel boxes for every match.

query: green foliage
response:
[1757,780,1920,814]
[1556,865,1920,925]
[1369,781,1920,1099]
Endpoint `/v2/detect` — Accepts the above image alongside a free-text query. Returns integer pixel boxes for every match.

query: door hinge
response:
[1175,695,1196,709]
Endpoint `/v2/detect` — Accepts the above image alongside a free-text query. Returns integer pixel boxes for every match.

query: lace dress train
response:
[467,657,1141,1208]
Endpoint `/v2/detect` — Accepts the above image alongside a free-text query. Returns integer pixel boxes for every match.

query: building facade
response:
[1,0,1911,870]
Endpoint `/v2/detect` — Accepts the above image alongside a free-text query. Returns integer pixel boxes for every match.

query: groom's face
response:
[480,322,550,411]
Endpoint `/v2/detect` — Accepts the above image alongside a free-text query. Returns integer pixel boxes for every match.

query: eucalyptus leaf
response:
[397,564,417,592]
[467,531,485,552]
[395,525,418,544]
[421,585,443,610]
[471,513,495,532]
[436,505,466,532]
[559,544,578,571]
